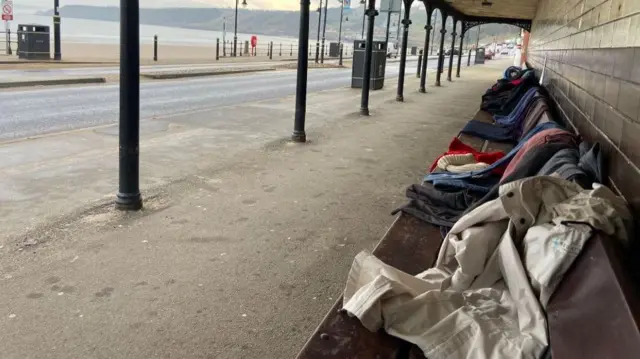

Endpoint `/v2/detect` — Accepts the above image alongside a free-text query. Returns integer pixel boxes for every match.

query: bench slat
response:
[296,214,443,359]
[547,234,640,359]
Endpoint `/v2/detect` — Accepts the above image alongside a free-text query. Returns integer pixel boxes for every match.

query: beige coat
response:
[343,176,631,359]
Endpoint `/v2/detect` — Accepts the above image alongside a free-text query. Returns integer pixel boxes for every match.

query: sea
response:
[5,7,299,47]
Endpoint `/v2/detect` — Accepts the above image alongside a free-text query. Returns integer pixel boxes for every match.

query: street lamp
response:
[315,0,323,63]
[53,0,61,60]
[320,0,329,63]
[360,0,366,39]
[233,0,248,57]
[337,0,344,66]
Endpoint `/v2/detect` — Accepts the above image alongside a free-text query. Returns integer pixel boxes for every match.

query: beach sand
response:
[1,40,352,66]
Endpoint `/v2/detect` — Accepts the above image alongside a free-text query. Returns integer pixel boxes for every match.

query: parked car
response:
[438,49,460,56]
[484,50,494,60]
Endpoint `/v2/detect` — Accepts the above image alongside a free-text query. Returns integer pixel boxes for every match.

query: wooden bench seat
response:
[296,109,640,359]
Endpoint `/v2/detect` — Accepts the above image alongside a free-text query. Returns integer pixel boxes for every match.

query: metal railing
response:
[216,40,353,60]
[0,30,18,56]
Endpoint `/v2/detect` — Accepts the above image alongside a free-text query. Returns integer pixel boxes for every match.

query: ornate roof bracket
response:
[420,0,532,35]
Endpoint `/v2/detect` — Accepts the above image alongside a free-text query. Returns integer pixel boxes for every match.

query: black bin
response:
[329,42,340,57]
[351,40,387,90]
[475,47,486,64]
[410,46,417,55]
[17,24,50,60]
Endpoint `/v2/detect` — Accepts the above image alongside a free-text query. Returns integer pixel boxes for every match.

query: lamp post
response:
[337,0,344,66]
[360,0,378,116]
[53,0,61,60]
[292,0,310,143]
[233,0,247,57]
[360,0,366,39]
[116,0,142,210]
[315,0,322,63]
[320,0,328,63]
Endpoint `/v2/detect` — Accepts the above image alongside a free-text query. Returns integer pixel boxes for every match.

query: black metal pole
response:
[430,12,436,55]
[456,31,464,77]
[53,0,61,60]
[290,43,293,56]
[279,43,282,56]
[116,0,142,211]
[6,29,11,56]
[416,49,422,78]
[233,0,239,57]
[467,31,472,66]
[153,35,158,61]
[216,38,220,60]
[435,14,447,87]
[419,6,432,93]
[384,11,391,48]
[292,0,310,143]
[338,0,344,62]
[361,2,366,39]
[315,0,322,63]
[360,0,377,116]
[396,8,411,102]
[447,20,457,81]
[320,0,328,63]
[270,41,274,59]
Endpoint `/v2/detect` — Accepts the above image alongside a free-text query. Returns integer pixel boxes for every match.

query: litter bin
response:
[475,47,486,64]
[410,46,418,55]
[17,24,50,60]
[351,40,387,90]
[329,42,340,57]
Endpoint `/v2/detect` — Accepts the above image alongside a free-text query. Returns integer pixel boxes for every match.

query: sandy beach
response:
[2,41,351,65]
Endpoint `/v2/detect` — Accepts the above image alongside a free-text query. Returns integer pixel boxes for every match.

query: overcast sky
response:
[17,0,349,11]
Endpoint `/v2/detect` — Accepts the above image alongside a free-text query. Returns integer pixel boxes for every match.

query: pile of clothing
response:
[341,67,634,359]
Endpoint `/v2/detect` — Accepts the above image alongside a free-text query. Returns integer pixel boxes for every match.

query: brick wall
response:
[529,0,640,219]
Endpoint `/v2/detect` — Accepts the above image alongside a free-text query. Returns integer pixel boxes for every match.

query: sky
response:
[16,0,350,11]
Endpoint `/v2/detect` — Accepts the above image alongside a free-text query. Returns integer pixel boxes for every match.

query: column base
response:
[360,108,370,116]
[435,80,441,87]
[291,131,307,143]
[396,95,404,102]
[456,74,460,78]
[116,192,143,211]
[447,76,452,82]
[419,87,426,93]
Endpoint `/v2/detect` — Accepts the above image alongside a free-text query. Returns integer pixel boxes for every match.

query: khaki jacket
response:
[343,176,631,359]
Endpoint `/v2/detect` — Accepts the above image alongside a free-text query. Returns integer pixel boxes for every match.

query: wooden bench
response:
[296,110,640,359]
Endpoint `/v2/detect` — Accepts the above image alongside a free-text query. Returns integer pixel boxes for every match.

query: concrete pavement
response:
[0,58,507,359]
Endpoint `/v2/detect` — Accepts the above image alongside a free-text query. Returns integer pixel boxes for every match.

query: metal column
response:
[53,0,61,60]
[360,0,378,116]
[315,0,322,63]
[233,0,239,56]
[419,5,433,93]
[447,20,457,82]
[338,0,344,66]
[116,0,142,210]
[456,30,464,77]
[320,0,328,63]
[396,4,411,102]
[292,0,311,143]
[435,13,447,87]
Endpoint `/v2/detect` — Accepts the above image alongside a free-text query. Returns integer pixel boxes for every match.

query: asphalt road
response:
[0,56,457,142]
